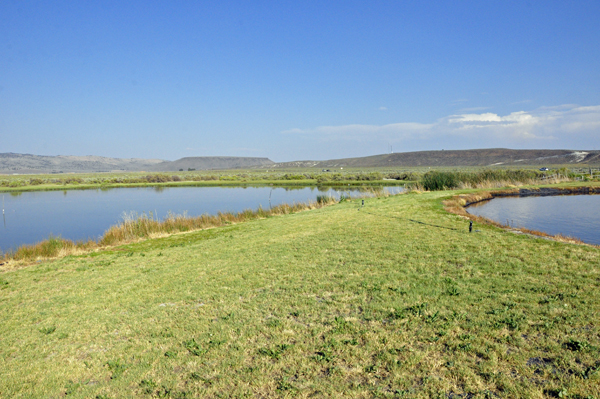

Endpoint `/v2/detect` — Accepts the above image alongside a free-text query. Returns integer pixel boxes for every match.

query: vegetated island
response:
[1,181,599,398]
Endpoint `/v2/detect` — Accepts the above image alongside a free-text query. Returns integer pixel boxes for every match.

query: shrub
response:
[145,174,171,183]
[283,174,305,180]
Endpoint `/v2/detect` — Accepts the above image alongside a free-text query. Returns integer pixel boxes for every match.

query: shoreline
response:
[444,185,600,247]
[0,179,409,194]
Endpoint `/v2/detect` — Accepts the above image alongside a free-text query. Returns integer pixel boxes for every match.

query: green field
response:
[1,187,599,398]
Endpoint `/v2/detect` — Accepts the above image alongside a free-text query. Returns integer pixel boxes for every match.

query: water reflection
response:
[467,195,600,245]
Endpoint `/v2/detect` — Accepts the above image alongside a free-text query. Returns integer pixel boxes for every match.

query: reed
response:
[419,169,568,191]
[7,235,96,262]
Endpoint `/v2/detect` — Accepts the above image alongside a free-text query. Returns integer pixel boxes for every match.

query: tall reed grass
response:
[2,197,338,265]
[419,169,571,191]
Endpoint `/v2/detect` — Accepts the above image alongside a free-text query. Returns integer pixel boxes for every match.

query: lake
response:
[466,194,600,245]
[0,185,402,252]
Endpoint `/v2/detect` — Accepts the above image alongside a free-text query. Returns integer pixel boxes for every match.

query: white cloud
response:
[379,106,388,111]
[282,104,600,150]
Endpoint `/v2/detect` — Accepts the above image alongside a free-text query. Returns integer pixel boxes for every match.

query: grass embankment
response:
[1,190,599,398]
[2,197,338,264]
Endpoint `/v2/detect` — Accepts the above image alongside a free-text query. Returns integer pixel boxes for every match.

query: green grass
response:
[1,189,599,398]
[3,199,338,263]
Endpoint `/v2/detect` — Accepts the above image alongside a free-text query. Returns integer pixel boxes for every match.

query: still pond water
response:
[467,194,600,245]
[0,186,402,252]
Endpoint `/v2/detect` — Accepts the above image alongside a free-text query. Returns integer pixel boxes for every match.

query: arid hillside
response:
[272,148,600,168]
[149,157,274,172]
[2,149,599,174]
[0,153,275,174]
[0,153,165,174]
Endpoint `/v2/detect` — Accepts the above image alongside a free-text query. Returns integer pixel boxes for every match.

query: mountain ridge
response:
[271,148,600,168]
[1,149,599,174]
[0,153,274,174]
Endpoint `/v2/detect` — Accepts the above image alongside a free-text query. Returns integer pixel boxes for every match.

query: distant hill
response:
[0,153,165,174]
[150,157,274,172]
[0,153,275,174]
[2,149,598,174]
[272,149,600,168]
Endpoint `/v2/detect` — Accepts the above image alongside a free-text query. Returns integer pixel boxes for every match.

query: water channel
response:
[466,194,600,245]
[0,185,403,252]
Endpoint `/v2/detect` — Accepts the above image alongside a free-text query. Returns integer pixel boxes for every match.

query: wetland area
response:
[0,185,402,252]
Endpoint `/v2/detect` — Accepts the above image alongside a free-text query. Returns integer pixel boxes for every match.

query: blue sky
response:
[1,1,599,162]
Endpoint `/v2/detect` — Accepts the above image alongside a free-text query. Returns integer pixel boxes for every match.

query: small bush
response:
[283,174,305,180]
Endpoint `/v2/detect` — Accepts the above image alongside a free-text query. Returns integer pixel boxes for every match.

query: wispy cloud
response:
[282,104,600,150]
[379,106,388,111]
[282,122,434,143]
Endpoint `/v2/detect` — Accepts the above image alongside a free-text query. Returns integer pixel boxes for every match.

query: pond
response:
[466,194,600,245]
[0,185,403,252]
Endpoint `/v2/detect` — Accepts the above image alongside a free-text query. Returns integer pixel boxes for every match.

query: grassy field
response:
[1,188,599,398]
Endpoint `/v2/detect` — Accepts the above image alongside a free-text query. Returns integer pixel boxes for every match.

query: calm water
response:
[467,195,600,245]
[0,186,402,252]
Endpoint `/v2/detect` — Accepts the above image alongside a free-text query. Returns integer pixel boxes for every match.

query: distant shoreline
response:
[0,179,408,193]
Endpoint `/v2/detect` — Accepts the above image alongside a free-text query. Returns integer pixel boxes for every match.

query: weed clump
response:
[316,195,335,204]
[106,360,128,379]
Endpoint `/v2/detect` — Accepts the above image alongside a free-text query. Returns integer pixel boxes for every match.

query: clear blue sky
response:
[1,1,599,162]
